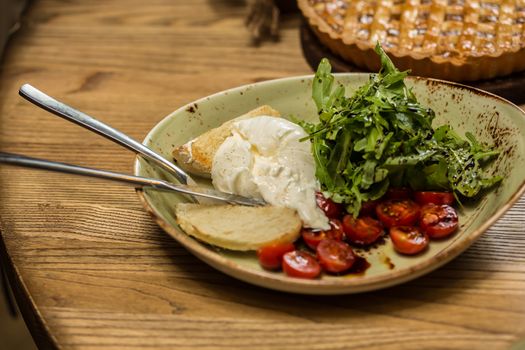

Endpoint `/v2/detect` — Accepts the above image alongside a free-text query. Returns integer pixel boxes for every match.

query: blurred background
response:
[1,272,37,350]
[1,0,36,348]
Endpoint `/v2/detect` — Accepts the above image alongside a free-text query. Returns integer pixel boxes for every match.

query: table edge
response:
[0,228,60,350]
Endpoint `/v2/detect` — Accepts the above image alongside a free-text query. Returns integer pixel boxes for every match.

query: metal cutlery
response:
[15,84,264,207]
[0,152,265,206]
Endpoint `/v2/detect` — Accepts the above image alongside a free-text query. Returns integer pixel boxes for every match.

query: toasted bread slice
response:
[174,203,301,251]
[172,105,281,177]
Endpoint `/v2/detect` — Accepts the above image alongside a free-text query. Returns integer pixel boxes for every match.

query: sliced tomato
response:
[329,218,344,237]
[282,250,321,279]
[385,187,412,200]
[359,200,379,217]
[315,191,343,219]
[342,215,384,245]
[414,191,455,205]
[316,239,356,273]
[376,199,420,228]
[390,226,429,255]
[301,219,344,250]
[420,204,459,239]
[257,242,295,270]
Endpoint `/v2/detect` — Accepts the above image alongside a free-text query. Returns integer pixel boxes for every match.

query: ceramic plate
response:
[134,74,525,295]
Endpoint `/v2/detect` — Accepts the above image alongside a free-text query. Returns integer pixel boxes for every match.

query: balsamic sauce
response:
[346,255,371,275]
[383,255,395,270]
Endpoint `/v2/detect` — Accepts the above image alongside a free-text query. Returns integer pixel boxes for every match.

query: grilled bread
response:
[172,105,281,178]
[174,203,302,251]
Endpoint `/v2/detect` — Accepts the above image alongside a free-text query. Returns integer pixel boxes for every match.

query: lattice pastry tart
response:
[298,0,525,81]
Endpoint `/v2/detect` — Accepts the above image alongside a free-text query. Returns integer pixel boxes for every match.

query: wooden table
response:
[1,1,524,349]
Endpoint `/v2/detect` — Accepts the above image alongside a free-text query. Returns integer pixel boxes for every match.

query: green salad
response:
[299,44,502,217]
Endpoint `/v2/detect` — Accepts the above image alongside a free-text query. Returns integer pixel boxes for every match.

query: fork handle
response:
[0,152,168,189]
[19,84,192,185]
[0,152,264,206]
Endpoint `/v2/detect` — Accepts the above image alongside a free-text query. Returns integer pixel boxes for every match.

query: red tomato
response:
[342,215,384,245]
[389,226,429,255]
[420,204,459,238]
[376,199,420,228]
[282,250,321,279]
[315,191,343,219]
[301,219,344,250]
[359,200,379,217]
[414,191,455,205]
[257,242,295,270]
[386,187,412,200]
[316,239,356,273]
[329,218,344,237]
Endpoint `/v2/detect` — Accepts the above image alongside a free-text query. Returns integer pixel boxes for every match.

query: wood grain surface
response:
[0,1,524,349]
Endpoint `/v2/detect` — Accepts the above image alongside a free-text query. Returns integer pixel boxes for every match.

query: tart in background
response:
[298,0,525,81]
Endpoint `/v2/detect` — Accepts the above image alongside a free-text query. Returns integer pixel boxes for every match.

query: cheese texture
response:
[211,116,329,230]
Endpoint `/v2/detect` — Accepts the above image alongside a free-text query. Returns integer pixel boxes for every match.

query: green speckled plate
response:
[134,75,525,295]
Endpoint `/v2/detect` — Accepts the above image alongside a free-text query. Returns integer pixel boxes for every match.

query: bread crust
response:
[172,105,281,178]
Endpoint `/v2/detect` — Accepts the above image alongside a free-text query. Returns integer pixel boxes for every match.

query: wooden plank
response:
[0,1,524,349]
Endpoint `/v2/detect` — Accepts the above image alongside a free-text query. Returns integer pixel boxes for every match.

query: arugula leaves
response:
[300,43,502,216]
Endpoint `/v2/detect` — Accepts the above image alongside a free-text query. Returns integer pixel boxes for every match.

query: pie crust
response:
[298,0,525,81]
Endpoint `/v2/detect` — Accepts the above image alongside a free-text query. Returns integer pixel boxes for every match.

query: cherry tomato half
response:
[301,219,344,250]
[316,239,356,273]
[376,199,420,228]
[389,226,429,255]
[414,191,455,206]
[315,192,343,219]
[420,204,459,239]
[257,242,295,270]
[282,250,321,279]
[342,215,384,245]
[386,187,412,200]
